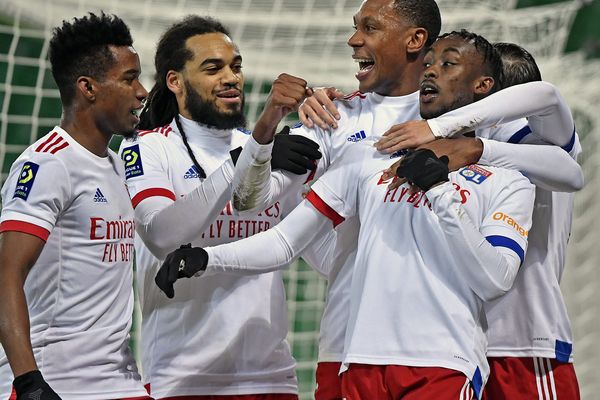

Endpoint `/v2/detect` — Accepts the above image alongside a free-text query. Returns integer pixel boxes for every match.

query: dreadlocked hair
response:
[48,12,133,107]
[439,29,504,93]
[493,42,542,89]
[393,0,441,47]
[137,15,230,130]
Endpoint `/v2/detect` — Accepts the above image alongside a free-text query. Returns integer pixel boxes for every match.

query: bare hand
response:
[254,73,311,144]
[375,120,435,153]
[298,87,345,130]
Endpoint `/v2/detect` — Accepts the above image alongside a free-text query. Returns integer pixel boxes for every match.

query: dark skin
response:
[299,0,429,131]
[0,45,147,378]
[383,36,495,189]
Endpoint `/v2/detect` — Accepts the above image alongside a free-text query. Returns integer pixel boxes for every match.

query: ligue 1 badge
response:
[122,144,144,179]
[14,162,39,200]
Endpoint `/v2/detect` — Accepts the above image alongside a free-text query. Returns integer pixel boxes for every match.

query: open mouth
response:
[419,81,439,103]
[354,58,375,80]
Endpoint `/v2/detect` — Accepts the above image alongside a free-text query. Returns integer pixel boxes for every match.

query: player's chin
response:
[419,104,443,120]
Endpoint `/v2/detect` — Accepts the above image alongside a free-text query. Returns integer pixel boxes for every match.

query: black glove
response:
[155,244,209,299]
[396,149,449,192]
[271,126,322,174]
[13,370,61,400]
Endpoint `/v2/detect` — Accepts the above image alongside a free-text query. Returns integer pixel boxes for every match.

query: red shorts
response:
[483,357,580,400]
[315,362,343,400]
[155,394,297,400]
[341,363,475,400]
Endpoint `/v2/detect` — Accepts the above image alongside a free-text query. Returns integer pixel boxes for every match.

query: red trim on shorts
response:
[315,362,342,400]
[484,356,580,400]
[131,188,176,208]
[305,191,345,227]
[0,220,50,241]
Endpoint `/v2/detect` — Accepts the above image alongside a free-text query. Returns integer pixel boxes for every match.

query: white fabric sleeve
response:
[479,138,584,192]
[428,81,575,147]
[426,180,532,302]
[135,160,235,259]
[204,200,332,275]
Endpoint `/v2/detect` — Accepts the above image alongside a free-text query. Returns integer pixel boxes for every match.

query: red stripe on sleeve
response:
[305,190,345,227]
[35,131,58,152]
[0,220,50,241]
[131,188,176,208]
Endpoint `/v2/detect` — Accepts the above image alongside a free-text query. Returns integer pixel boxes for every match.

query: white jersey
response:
[290,91,421,362]
[119,117,297,398]
[0,127,146,399]
[307,141,534,397]
[481,123,580,361]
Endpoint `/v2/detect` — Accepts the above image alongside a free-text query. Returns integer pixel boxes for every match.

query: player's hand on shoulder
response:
[375,120,436,154]
[13,370,62,399]
[298,87,345,130]
[395,149,449,192]
[272,126,322,175]
[155,244,209,299]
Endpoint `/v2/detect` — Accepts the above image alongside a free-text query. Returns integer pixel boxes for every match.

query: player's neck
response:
[380,61,422,97]
[60,113,111,158]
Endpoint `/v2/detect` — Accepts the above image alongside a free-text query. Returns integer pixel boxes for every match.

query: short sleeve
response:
[0,153,71,241]
[479,170,535,265]
[307,144,366,226]
[119,135,176,208]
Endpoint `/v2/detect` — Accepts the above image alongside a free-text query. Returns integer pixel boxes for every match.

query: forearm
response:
[232,136,307,212]
[136,160,234,259]
[479,139,584,192]
[206,201,331,275]
[427,183,521,301]
[429,82,574,146]
[0,282,37,376]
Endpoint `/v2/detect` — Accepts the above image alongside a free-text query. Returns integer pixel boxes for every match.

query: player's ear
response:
[166,70,183,95]
[474,76,495,96]
[76,76,96,101]
[406,27,428,54]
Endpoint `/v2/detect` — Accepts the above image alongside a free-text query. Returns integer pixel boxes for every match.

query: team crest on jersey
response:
[13,162,39,200]
[347,130,367,142]
[121,144,144,179]
[460,165,492,184]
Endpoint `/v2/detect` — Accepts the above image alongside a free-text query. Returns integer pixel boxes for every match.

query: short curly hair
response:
[48,12,133,106]
[393,0,442,47]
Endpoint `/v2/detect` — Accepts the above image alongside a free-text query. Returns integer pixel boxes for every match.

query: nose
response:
[222,66,241,86]
[423,65,438,80]
[136,79,149,102]
[347,29,363,48]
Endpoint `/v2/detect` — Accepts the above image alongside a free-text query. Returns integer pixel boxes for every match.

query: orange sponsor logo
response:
[493,212,528,237]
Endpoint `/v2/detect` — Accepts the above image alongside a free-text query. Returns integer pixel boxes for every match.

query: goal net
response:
[0,1,598,398]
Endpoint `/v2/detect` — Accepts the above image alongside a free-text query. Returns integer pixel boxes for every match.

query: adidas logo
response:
[93,188,108,203]
[184,165,202,179]
[347,130,367,142]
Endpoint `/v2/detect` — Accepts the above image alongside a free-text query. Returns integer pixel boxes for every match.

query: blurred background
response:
[1,0,599,398]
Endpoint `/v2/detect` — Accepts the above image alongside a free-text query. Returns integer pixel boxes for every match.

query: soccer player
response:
[480,42,581,400]
[0,13,149,400]
[118,15,320,399]
[157,30,537,399]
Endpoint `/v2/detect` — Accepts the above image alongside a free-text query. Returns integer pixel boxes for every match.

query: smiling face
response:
[93,45,148,137]
[348,0,417,96]
[178,33,246,129]
[419,36,495,119]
